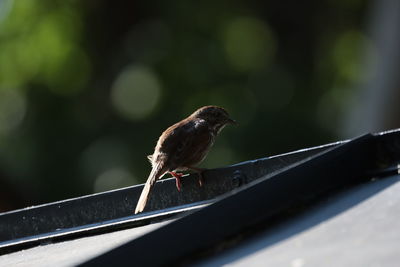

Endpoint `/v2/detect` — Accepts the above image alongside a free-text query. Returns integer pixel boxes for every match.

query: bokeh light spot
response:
[0,0,13,23]
[111,65,161,120]
[0,88,26,136]
[0,1,87,94]
[94,168,136,193]
[222,17,276,72]
[80,137,130,178]
[332,31,372,82]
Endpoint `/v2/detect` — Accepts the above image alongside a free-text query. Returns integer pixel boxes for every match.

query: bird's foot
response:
[186,166,206,187]
[198,172,204,187]
[169,171,183,191]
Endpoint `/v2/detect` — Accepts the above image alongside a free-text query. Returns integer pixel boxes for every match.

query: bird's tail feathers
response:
[134,161,166,214]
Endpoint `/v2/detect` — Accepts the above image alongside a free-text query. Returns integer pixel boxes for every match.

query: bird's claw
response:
[169,171,183,191]
[198,172,204,187]
[176,177,182,191]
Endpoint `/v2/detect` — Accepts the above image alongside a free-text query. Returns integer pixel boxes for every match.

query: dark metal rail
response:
[1,129,400,257]
[0,136,344,254]
[80,129,400,266]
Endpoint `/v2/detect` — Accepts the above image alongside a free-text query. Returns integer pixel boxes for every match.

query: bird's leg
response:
[169,171,183,191]
[186,166,206,187]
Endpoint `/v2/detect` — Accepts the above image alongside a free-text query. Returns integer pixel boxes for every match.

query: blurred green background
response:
[0,0,378,211]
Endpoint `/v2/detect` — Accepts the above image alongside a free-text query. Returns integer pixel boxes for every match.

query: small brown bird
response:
[134,105,236,214]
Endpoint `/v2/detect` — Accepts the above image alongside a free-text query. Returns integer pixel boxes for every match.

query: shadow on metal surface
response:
[197,175,399,266]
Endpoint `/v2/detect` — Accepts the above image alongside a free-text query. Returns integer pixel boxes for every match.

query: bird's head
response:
[191,105,236,133]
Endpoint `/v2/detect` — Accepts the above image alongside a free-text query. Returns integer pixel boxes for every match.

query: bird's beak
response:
[227,118,237,125]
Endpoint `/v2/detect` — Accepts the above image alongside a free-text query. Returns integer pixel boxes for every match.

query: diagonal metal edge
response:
[80,133,378,266]
[2,129,400,257]
[0,201,212,255]
[0,139,343,247]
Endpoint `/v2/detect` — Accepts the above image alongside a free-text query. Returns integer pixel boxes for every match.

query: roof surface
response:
[199,175,400,267]
[1,175,399,266]
[0,220,170,267]
[0,129,399,266]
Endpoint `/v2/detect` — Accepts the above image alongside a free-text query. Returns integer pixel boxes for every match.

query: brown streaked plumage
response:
[134,105,236,214]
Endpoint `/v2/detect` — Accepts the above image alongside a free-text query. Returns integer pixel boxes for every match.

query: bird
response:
[134,105,236,214]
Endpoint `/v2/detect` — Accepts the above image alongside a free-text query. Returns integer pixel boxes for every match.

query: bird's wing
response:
[161,120,197,163]
[160,119,212,168]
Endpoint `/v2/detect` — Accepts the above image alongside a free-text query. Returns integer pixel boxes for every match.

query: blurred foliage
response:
[0,0,371,211]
